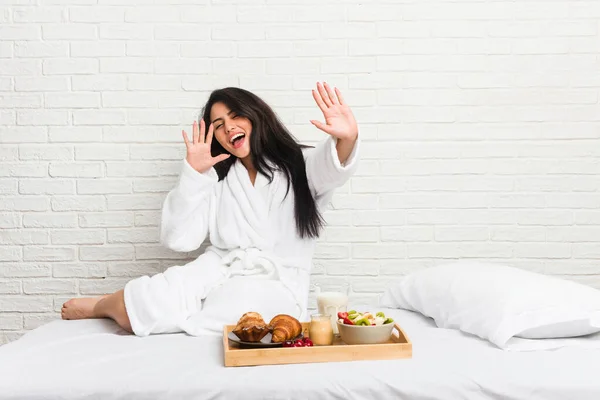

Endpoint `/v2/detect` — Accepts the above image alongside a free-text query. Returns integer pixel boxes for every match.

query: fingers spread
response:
[310,119,332,135]
[199,119,206,143]
[193,120,199,144]
[317,82,333,107]
[334,87,346,105]
[182,130,191,147]
[312,89,327,112]
[324,82,339,105]
[213,153,231,164]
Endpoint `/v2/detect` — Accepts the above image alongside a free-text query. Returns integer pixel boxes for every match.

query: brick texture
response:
[1,0,600,344]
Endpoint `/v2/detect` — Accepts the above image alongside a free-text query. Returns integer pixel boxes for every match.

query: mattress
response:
[0,307,599,400]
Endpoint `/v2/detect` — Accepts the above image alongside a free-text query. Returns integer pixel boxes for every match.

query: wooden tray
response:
[223,322,412,367]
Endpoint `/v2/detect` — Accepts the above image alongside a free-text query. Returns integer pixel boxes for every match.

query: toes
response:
[61,305,70,320]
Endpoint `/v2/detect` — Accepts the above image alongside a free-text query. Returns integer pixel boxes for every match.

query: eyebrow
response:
[211,110,233,125]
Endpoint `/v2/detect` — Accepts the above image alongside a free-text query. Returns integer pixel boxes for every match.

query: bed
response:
[1,306,599,400]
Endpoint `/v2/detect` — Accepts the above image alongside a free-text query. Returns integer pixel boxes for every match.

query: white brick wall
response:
[1,0,600,344]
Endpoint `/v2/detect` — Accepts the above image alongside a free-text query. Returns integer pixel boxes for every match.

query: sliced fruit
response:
[337,311,348,319]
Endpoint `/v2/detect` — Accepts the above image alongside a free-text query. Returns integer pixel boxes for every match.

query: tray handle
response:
[391,322,403,341]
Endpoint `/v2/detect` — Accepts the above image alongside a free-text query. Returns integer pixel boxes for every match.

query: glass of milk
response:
[314,282,349,335]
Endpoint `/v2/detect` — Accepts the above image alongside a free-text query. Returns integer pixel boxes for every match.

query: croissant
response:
[269,314,302,343]
[232,312,270,342]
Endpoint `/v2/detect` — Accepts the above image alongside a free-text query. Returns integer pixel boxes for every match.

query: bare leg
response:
[61,289,133,333]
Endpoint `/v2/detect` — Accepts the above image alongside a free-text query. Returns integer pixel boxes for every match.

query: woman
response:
[61,82,360,336]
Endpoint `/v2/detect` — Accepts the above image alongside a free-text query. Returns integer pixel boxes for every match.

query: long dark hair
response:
[200,87,325,239]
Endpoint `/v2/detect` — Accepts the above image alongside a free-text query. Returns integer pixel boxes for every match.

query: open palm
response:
[310,82,358,141]
[182,120,230,173]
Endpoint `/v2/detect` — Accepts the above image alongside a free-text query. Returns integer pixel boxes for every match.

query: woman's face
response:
[209,102,252,160]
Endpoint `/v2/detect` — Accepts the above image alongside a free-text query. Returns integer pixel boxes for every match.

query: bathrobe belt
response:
[214,246,306,317]
[219,247,282,280]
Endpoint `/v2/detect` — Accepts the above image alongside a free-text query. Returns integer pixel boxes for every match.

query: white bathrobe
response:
[123,135,360,337]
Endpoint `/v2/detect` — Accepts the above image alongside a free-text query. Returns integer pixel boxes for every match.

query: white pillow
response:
[379,261,600,350]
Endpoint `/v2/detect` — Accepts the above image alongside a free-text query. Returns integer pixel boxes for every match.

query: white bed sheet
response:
[0,307,599,400]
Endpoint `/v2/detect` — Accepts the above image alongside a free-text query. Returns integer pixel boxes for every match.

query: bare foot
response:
[61,296,108,320]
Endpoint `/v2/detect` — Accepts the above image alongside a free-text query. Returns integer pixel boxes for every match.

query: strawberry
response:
[337,311,348,319]
[343,317,354,325]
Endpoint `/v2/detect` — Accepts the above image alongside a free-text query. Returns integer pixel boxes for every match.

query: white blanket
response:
[124,136,360,336]
[1,307,599,400]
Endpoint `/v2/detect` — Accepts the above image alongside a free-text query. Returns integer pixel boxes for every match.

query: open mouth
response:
[230,133,246,149]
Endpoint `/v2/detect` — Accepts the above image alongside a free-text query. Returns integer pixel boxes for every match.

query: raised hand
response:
[310,82,358,142]
[182,119,230,173]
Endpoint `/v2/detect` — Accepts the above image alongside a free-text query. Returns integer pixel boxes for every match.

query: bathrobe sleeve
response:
[159,159,218,252]
[304,135,360,203]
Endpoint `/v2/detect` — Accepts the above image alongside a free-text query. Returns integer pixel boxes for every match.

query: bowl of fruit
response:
[336,310,395,345]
